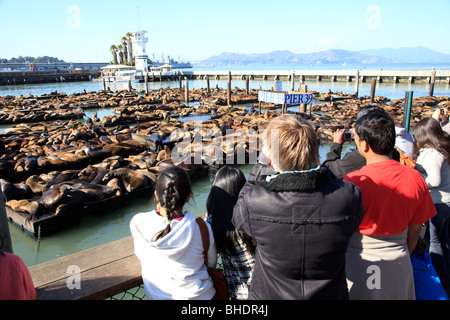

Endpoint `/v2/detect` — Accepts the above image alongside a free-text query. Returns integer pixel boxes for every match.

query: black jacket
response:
[232,165,363,300]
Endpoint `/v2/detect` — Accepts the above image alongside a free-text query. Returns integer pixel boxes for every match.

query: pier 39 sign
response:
[258,91,314,105]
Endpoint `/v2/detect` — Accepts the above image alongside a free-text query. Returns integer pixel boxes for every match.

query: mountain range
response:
[199,46,450,66]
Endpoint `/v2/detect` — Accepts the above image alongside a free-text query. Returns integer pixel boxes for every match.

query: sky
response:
[1,0,450,63]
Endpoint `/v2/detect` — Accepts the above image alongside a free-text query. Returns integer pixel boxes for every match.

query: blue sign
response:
[258,91,314,105]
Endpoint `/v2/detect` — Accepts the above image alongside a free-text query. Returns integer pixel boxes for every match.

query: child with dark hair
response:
[206,166,255,300]
[130,166,217,300]
[344,112,437,300]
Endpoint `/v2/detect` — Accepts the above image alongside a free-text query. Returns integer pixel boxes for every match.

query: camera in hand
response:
[344,130,353,140]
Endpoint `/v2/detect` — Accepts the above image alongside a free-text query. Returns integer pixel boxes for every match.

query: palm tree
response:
[126,32,134,66]
[117,44,124,64]
[110,45,118,64]
[121,37,128,65]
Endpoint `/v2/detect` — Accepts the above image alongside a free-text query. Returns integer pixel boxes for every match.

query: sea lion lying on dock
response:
[6,199,43,221]
[102,167,154,193]
[0,179,32,202]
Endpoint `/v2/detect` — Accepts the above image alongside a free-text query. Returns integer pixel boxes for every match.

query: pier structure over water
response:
[0,69,100,86]
[181,69,450,85]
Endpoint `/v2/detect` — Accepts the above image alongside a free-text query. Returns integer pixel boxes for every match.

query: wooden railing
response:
[29,236,142,300]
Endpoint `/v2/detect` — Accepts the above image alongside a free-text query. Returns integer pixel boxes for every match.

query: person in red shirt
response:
[0,235,36,300]
[344,112,436,300]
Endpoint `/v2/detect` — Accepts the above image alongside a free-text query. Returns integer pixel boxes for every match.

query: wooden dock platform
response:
[29,236,142,300]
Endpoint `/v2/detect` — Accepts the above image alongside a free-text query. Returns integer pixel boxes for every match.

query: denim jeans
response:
[425,203,450,291]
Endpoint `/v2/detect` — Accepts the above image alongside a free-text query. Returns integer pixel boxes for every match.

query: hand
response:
[333,129,346,144]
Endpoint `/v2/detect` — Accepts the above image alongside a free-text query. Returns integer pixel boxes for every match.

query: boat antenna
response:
[137,0,141,30]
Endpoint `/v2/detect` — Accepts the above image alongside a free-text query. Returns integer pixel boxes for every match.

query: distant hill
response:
[0,56,65,64]
[358,46,450,63]
[200,47,450,66]
[200,49,400,66]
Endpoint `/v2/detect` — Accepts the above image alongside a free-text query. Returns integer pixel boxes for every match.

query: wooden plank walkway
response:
[28,236,142,300]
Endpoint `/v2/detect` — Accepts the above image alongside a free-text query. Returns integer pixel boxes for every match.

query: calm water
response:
[2,69,449,267]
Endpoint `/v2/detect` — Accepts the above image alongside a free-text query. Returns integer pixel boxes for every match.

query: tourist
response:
[232,114,364,300]
[344,112,437,300]
[322,106,401,178]
[206,166,255,300]
[413,117,450,294]
[130,166,217,300]
[0,235,36,300]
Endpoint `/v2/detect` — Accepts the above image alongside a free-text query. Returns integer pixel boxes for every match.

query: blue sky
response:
[1,0,450,63]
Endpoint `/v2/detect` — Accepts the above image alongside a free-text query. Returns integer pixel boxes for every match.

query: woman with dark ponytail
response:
[206,166,255,300]
[413,117,450,294]
[130,166,217,300]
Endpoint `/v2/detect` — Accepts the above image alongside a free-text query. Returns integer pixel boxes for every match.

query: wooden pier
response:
[179,69,450,84]
[29,236,142,300]
[0,69,100,86]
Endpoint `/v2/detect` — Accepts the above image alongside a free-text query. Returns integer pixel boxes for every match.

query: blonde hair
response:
[264,115,319,172]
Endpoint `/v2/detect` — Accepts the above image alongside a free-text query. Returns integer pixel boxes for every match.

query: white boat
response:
[148,64,175,77]
[114,69,144,83]
[101,65,142,83]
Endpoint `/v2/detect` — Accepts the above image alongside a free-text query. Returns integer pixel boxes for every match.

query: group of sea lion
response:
[0,86,448,225]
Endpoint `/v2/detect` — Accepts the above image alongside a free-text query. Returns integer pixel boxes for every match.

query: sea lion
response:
[67,182,117,201]
[0,179,32,202]
[106,177,126,196]
[102,168,152,193]
[54,189,88,216]
[6,199,43,221]
[78,165,108,184]
[40,185,69,211]
[25,175,49,194]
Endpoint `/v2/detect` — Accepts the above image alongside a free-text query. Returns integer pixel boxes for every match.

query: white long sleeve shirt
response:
[130,210,217,300]
[416,148,450,205]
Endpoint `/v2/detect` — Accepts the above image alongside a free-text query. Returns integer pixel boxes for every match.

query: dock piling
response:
[145,76,148,95]
[291,73,295,91]
[370,78,376,103]
[227,72,232,106]
[355,70,360,97]
[184,77,189,104]
[300,84,308,113]
[246,76,249,94]
[429,70,436,97]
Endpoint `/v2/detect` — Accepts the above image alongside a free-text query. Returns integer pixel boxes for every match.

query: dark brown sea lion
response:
[0,179,32,202]
[106,177,126,196]
[102,168,153,193]
[54,189,88,216]
[67,182,116,201]
[25,175,49,194]
[40,185,69,210]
